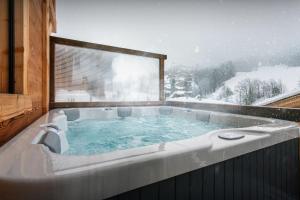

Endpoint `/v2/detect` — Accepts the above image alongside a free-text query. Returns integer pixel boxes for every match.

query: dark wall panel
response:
[106,139,299,200]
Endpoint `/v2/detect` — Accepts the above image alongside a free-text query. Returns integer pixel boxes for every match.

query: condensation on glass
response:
[54,44,159,102]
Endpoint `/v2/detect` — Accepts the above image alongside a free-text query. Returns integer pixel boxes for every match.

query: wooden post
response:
[49,39,55,108]
[159,58,165,101]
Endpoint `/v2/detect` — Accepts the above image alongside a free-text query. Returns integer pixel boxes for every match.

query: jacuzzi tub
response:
[0,106,298,200]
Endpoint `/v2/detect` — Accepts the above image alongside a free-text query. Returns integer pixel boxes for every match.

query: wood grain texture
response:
[14,0,29,94]
[267,94,300,108]
[0,94,32,122]
[159,58,165,101]
[0,0,56,145]
[50,36,167,60]
[0,0,9,93]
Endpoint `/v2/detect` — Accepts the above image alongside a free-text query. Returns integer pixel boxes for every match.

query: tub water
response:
[64,115,229,155]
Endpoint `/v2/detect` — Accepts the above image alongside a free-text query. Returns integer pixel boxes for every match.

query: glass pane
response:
[54,44,159,102]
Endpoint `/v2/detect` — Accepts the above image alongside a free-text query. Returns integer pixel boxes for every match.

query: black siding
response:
[106,139,299,200]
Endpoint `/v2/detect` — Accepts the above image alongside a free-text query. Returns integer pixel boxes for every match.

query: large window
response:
[51,37,166,104]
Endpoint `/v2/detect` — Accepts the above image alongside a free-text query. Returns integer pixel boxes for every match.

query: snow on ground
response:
[56,89,159,102]
[57,65,300,105]
[166,96,235,104]
[168,65,300,105]
[219,65,300,93]
[56,90,92,102]
[207,65,300,104]
[254,89,300,106]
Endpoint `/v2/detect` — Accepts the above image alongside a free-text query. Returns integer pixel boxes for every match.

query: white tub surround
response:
[0,106,298,200]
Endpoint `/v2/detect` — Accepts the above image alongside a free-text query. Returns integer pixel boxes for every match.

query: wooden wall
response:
[0,0,9,93]
[267,94,300,108]
[0,0,56,145]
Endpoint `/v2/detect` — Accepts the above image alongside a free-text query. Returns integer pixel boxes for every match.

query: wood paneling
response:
[0,0,56,145]
[267,94,300,108]
[106,139,299,200]
[14,0,29,94]
[159,58,165,101]
[0,94,32,122]
[0,0,9,93]
[50,36,167,60]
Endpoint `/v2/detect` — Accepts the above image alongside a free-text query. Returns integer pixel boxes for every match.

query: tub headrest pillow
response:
[41,131,62,153]
[63,109,80,121]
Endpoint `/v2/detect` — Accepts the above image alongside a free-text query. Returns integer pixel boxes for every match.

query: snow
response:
[167,65,300,105]
[167,97,235,104]
[219,65,300,93]
[57,65,300,105]
[56,89,160,102]
[55,89,93,102]
[254,89,300,106]
[209,65,300,104]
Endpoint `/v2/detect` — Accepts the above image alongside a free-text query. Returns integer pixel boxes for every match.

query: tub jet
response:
[117,107,132,118]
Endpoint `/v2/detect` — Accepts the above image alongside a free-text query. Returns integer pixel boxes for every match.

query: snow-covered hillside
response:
[167,65,300,105]
[217,65,300,93]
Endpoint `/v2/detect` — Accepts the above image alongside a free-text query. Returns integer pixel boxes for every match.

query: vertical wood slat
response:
[270,146,277,200]
[233,156,243,200]
[264,147,271,200]
[282,141,288,200]
[118,190,139,200]
[159,178,175,200]
[14,0,29,95]
[275,144,282,200]
[49,40,55,104]
[293,139,299,199]
[257,150,264,200]
[292,139,299,199]
[41,0,51,113]
[190,169,202,200]
[287,140,293,200]
[224,159,234,200]
[0,0,9,93]
[202,165,214,200]
[175,173,189,200]
[214,163,225,200]
[8,0,15,93]
[242,154,251,200]
[287,139,299,200]
[250,152,258,200]
[159,58,165,101]
[107,139,299,200]
[140,184,159,200]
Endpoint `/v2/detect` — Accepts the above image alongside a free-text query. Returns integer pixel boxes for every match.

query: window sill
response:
[0,94,32,122]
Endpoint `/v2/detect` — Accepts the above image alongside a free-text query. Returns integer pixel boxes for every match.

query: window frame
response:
[49,36,167,108]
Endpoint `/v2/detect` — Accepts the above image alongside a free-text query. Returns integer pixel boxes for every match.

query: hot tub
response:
[0,106,299,200]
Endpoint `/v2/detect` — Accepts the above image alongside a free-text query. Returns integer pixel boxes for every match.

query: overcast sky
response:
[55,0,300,68]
